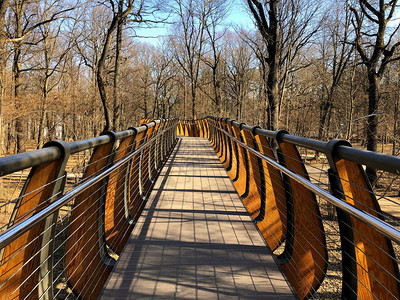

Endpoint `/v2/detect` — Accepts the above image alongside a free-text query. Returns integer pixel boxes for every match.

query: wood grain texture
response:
[65,142,114,299]
[197,120,204,137]
[226,123,238,182]
[212,120,221,154]
[105,135,136,254]
[141,126,154,198]
[278,141,327,300]
[156,124,164,168]
[0,159,62,299]
[254,134,287,251]
[209,120,217,150]
[217,121,225,160]
[203,119,210,139]
[149,123,160,182]
[335,158,400,300]
[231,126,248,197]
[177,121,184,135]
[221,122,231,170]
[241,129,262,218]
[128,131,147,221]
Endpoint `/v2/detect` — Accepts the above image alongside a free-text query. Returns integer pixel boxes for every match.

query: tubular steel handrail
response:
[0,123,174,249]
[214,124,400,244]
[0,118,178,300]
[178,116,400,300]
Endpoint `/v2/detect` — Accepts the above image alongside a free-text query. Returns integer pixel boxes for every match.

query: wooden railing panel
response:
[105,134,136,254]
[177,121,184,135]
[65,141,115,299]
[231,126,248,198]
[141,126,154,199]
[335,158,400,299]
[0,159,63,299]
[278,141,327,300]
[225,122,239,182]
[149,123,160,183]
[221,121,232,170]
[197,120,204,137]
[241,128,262,219]
[217,120,225,160]
[129,131,147,221]
[254,134,287,251]
[203,119,209,139]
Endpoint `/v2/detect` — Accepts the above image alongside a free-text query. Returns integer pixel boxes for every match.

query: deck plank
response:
[100,136,295,299]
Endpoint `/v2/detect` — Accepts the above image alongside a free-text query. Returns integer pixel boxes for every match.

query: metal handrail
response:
[0,119,172,177]
[208,116,400,175]
[210,122,400,244]
[0,121,177,249]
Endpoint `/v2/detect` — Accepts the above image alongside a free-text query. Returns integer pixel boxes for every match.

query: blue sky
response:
[135,1,255,45]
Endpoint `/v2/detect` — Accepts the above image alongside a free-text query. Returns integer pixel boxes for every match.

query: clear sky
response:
[134,1,255,45]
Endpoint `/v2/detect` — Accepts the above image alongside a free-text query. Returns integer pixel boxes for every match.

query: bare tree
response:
[97,0,144,132]
[202,0,227,115]
[7,0,73,152]
[349,0,400,183]
[247,0,321,131]
[246,0,279,130]
[170,0,219,119]
[317,1,354,140]
[0,0,9,154]
[225,31,254,121]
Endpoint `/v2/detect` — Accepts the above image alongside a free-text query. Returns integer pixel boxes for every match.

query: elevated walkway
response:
[101,137,295,299]
[1,117,399,299]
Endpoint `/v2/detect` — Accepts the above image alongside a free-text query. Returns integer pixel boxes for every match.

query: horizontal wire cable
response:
[0,123,176,299]
[210,122,400,298]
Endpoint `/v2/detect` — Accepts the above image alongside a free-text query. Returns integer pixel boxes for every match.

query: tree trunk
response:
[143,73,148,118]
[13,2,25,153]
[112,12,123,131]
[393,91,399,155]
[366,70,379,184]
[191,84,196,119]
[97,13,119,132]
[266,62,279,131]
[0,0,8,155]
[212,66,221,115]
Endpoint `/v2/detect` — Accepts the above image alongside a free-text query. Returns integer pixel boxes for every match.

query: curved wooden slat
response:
[231,126,248,197]
[177,120,183,135]
[241,128,262,218]
[155,122,165,170]
[161,121,169,162]
[141,126,154,199]
[105,134,136,254]
[277,141,327,299]
[186,122,192,137]
[65,141,115,299]
[203,119,210,139]
[209,119,217,149]
[197,120,204,137]
[254,134,287,251]
[0,159,64,299]
[221,121,232,170]
[335,158,400,299]
[225,122,239,182]
[148,123,161,184]
[216,120,225,160]
[191,121,198,137]
[128,131,147,221]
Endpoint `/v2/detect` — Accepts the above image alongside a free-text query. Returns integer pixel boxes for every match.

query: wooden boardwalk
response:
[100,136,295,299]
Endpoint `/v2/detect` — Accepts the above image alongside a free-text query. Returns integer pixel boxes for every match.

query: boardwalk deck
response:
[100,136,295,299]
